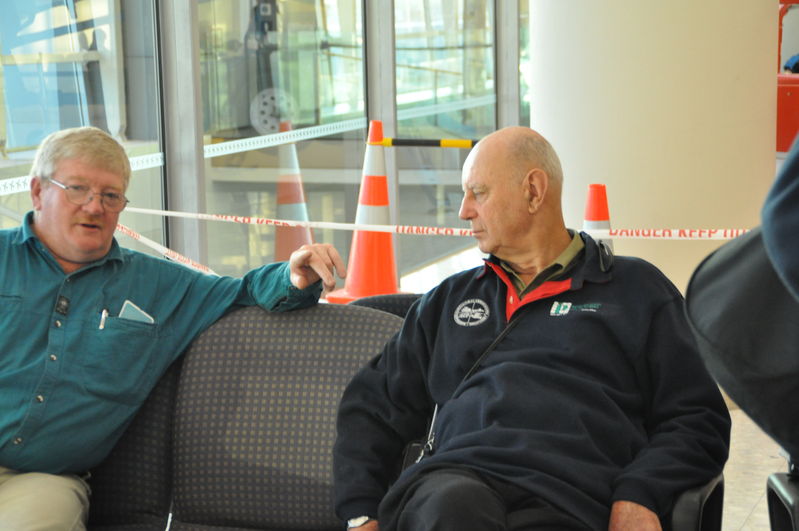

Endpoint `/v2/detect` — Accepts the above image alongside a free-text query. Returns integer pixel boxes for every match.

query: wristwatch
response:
[347,516,373,528]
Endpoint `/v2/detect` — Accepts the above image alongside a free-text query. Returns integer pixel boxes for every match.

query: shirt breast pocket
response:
[80,316,160,405]
[0,293,22,321]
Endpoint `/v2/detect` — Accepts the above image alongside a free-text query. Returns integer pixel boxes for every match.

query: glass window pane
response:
[394,0,494,279]
[199,0,365,278]
[0,0,164,254]
[394,0,495,139]
[520,0,530,126]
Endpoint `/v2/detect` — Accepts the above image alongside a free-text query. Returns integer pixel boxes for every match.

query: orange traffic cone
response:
[582,183,613,252]
[274,121,313,262]
[327,120,399,304]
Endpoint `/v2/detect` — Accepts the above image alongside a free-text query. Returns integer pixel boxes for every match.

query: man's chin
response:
[72,243,112,263]
[475,242,493,255]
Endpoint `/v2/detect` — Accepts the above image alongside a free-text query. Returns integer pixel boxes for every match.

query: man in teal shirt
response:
[0,126,346,530]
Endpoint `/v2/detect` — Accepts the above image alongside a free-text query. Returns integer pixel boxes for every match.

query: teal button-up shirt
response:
[0,212,321,474]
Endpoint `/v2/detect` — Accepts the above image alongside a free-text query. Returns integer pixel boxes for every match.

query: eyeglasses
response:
[45,177,129,212]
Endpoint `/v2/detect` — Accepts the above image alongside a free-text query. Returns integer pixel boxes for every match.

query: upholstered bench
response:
[87,303,403,531]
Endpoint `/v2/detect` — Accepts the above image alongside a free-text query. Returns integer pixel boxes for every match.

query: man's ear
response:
[524,168,548,214]
[30,177,43,211]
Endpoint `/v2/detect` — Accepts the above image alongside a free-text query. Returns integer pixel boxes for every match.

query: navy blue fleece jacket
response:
[333,234,730,529]
[763,139,799,302]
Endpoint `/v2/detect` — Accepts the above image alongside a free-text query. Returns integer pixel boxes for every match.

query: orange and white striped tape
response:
[0,175,752,275]
[116,222,217,275]
[126,207,750,240]
[2,177,751,241]
[126,207,475,236]
[604,228,749,240]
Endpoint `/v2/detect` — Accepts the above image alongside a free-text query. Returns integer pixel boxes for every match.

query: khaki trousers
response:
[0,466,90,531]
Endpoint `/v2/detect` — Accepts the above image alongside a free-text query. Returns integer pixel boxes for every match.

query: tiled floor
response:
[722,407,787,530]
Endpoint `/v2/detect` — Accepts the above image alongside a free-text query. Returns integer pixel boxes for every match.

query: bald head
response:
[459,127,569,262]
[469,126,563,188]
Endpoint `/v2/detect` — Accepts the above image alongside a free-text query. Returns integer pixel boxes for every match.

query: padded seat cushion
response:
[170,304,402,530]
[88,359,182,530]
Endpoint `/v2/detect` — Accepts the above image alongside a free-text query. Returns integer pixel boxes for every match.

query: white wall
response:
[528,1,777,292]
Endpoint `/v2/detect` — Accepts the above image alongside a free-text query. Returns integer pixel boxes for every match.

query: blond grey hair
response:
[30,126,131,190]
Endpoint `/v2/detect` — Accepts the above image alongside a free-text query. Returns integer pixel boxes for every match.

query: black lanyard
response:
[416,305,531,462]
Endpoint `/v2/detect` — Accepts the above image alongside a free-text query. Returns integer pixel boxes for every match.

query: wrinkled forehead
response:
[461,142,510,188]
[54,157,127,191]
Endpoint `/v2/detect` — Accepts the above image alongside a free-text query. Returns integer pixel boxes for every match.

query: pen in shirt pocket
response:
[99,309,108,330]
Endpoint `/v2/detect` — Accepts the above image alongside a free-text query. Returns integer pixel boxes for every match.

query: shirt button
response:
[36,395,44,403]
[13,437,22,445]
[510,296,514,303]
[55,320,62,328]
[50,354,58,361]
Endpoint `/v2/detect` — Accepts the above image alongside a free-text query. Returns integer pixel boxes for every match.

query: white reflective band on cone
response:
[279,148,300,173]
[355,204,390,225]
[362,145,386,176]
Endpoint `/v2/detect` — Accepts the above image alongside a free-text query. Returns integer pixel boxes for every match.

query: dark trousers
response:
[377,467,591,531]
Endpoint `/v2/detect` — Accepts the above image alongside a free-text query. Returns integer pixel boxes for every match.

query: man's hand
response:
[288,243,346,292]
[608,500,661,531]
[352,521,379,531]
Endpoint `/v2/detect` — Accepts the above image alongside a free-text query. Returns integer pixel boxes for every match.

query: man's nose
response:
[458,197,473,220]
[82,193,106,214]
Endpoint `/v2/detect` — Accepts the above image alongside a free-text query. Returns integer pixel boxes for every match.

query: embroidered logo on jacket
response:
[550,301,602,316]
[454,299,490,326]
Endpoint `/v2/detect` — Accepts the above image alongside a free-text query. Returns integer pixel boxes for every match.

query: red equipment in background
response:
[777,74,799,152]
[778,1,799,152]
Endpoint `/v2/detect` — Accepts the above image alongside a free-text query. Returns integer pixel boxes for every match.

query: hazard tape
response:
[126,207,474,236]
[0,201,752,280]
[0,177,751,241]
[115,223,217,275]
[126,207,750,241]
[2,175,752,273]
[601,228,750,240]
